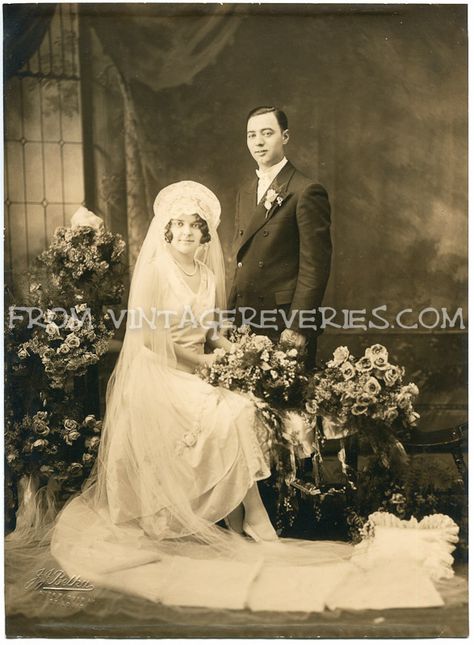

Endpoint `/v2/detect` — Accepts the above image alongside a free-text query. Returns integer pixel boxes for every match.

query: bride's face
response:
[168,212,203,257]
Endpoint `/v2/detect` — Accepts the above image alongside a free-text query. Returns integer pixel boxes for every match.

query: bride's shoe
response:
[243,520,279,543]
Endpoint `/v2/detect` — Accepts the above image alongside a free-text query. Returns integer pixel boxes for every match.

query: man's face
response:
[246,112,289,169]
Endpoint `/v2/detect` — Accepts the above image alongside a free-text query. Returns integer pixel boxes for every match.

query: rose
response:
[365,344,389,361]
[404,383,419,397]
[328,346,350,367]
[7,452,18,464]
[65,333,81,348]
[372,355,390,371]
[32,438,48,449]
[396,392,412,409]
[58,343,70,354]
[34,422,50,436]
[351,403,367,416]
[65,317,83,332]
[82,453,94,464]
[64,419,79,432]
[45,322,61,338]
[287,348,298,358]
[65,431,81,445]
[68,462,83,476]
[42,348,55,359]
[340,361,356,380]
[84,414,97,427]
[383,366,401,386]
[305,399,318,415]
[85,436,100,450]
[40,465,55,477]
[364,376,381,396]
[355,356,373,373]
[18,346,29,359]
[384,407,398,423]
[70,206,104,230]
[356,393,376,407]
[75,303,88,313]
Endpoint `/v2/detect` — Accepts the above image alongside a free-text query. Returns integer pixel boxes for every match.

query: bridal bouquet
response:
[200,325,308,408]
[199,326,312,486]
[306,344,419,465]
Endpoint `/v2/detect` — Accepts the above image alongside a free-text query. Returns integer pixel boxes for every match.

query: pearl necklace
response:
[173,258,198,277]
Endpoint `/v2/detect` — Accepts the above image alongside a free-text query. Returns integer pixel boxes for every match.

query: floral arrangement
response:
[5,207,126,527]
[35,206,126,306]
[200,325,307,408]
[14,305,114,391]
[306,344,420,465]
[5,411,102,499]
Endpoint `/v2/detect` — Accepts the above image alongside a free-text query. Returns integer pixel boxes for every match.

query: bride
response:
[6,181,454,617]
[79,179,280,544]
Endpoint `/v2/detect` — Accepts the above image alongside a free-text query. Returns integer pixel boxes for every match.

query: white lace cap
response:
[153,181,221,231]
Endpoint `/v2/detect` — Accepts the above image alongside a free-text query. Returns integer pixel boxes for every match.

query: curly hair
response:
[164,214,211,244]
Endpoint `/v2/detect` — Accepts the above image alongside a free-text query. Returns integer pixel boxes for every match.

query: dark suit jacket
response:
[228,161,332,337]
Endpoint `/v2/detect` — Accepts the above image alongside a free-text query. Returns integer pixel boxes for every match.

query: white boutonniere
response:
[264,188,284,217]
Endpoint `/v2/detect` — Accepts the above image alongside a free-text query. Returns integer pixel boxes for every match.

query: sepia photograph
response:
[3,2,468,638]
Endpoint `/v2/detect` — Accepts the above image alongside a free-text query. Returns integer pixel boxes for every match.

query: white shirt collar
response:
[255,156,288,182]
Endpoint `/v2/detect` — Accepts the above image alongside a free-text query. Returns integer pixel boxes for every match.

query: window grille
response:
[4,3,84,285]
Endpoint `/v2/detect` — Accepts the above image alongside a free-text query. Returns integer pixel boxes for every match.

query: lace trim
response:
[363,511,459,536]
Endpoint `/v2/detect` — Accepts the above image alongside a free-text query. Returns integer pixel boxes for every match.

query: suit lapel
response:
[238,161,296,252]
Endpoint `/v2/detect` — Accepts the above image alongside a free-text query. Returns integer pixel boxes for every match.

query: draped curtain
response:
[83,4,241,267]
[3,4,56,79]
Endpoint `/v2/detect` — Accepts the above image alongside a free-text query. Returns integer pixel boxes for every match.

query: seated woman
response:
[93,180,279,543]
[50,181,282,573]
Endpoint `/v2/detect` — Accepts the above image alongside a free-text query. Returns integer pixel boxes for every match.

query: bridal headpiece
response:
[153,180,221,232]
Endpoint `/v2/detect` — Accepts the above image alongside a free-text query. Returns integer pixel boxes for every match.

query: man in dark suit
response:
[229,106,332,367]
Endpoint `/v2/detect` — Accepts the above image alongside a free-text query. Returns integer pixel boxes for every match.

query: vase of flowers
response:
[306,344,420,466]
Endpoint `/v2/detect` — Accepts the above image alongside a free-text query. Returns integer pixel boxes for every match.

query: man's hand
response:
[280,329,306,348]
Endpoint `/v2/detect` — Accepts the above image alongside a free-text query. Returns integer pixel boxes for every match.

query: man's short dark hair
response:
[246,106,288,132]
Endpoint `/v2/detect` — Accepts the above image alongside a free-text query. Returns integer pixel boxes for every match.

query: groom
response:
[229,106,332,367]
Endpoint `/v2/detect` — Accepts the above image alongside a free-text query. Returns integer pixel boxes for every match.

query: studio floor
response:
[6,564,468,638]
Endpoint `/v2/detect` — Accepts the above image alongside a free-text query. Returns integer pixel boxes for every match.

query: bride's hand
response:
[200,353,218,368]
